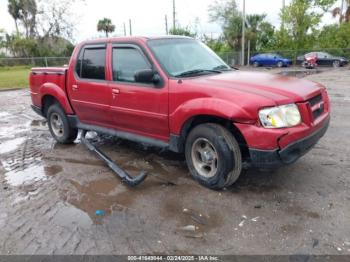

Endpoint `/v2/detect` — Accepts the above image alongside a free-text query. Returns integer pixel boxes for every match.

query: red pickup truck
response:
[30,36,330,189]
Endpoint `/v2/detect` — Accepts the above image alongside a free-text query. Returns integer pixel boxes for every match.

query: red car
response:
[29,36,330,189]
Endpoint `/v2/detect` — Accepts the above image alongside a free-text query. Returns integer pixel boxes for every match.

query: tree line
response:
[202,0,350,57]
[0,0,81,57]
[1,0,350,59]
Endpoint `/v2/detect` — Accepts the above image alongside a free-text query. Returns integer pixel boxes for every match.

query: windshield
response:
[147,38,231,77]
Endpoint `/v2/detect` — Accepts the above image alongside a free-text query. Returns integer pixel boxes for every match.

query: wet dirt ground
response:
[0,68,349,255]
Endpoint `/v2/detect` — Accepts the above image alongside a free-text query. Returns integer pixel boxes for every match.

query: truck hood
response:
[185,71,324,105]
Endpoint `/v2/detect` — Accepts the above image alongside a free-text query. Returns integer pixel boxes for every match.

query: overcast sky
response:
[0,0,340,43]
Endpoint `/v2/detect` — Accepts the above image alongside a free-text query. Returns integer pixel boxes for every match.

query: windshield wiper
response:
[175,69,222,77]
[212,65,232,71]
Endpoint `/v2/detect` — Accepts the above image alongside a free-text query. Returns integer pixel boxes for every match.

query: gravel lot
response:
[0,68,349,255]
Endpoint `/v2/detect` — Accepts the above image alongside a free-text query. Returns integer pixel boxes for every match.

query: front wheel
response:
[333,60,340,68]
[185,123,242,189]
[47,103,78,144]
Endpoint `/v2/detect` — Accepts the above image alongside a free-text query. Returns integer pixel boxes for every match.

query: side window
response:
[75,49,83,77]
[76,47,106,80]
[112,47,151,82]
[318,52,326,59]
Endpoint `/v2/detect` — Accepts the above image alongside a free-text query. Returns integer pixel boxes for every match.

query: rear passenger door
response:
[108,44,169,141]
[68,44,113,126]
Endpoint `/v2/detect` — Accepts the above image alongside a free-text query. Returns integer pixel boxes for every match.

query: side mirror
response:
[134,69,160,84]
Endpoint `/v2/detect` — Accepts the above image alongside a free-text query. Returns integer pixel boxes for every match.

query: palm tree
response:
[8,0,21,34]
[245,14,267,51]
[97,18,116,37]
[332,0,350,23]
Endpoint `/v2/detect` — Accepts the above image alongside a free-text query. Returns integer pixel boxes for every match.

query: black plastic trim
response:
[31,105,44,117]
[169,134,184,153]
[31,71,66,76]
[68,116,169,149]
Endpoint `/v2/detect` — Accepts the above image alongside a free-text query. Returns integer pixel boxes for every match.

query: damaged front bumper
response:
[248,116,330,169]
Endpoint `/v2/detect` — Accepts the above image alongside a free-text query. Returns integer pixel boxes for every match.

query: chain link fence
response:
[1,48,350,68]
[219,48,350,66]
[0,57,70,67]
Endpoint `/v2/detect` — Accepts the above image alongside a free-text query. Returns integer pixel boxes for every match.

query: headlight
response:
[259,104,301,128]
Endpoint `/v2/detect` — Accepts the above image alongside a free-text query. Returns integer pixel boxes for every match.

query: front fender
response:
[40,83,74,114]
[170,98,255,135]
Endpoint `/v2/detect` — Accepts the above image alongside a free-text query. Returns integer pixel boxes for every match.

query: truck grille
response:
[308,94,324,120]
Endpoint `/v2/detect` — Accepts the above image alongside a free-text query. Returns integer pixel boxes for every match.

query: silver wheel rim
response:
[50,113,64,138]
[278,62,283,67]
[191,138,218,178]
[333,61,340,67]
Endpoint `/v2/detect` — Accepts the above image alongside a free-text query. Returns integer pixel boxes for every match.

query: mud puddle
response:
[0,117,56,187]
[0,137,26,154]
[65,178,132,223]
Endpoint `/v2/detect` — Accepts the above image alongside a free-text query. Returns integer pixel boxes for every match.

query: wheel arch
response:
[173,115,249,161]
[39,83,74,117]
[42,95,59,117]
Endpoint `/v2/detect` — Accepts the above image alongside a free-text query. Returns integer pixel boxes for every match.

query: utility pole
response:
[247,40,250,66]
[129,19,132,36]
[340,0,344,23]
[172,0,176,30]
[281,0,286,28]
[241,0,246,66]
[165,15,169,35]
[123,22,126,36]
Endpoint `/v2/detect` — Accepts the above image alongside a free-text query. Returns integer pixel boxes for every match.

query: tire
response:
[253,61,259,67]
[47,103,78,144]
[277,61,284,68]
[185,123,242,190]
[333,60,340,68]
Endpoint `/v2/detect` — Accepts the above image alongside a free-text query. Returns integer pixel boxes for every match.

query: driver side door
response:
[108,44,169,142]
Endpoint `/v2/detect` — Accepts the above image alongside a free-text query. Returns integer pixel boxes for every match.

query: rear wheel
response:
[253,61,259,67]
[185,123,242,189]
[277,61,284,68]
[47,103,78,144]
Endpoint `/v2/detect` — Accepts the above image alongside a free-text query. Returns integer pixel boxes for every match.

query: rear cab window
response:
[75,46,106,80]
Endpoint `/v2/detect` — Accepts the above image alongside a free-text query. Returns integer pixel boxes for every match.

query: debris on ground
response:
[95,210,105,216]
[312,238,319,248]
[180,225,196,232]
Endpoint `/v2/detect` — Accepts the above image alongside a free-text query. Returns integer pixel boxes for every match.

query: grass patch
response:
[0,66,31,89]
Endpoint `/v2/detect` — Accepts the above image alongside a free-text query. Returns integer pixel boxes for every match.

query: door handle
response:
[112,88,120,99]
[112,88,120,94]
[72,84,78,91]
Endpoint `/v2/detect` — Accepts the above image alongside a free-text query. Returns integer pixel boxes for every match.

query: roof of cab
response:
[78,35,193,45]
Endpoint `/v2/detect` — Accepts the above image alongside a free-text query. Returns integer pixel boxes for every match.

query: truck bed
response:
[29,67,68,110]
